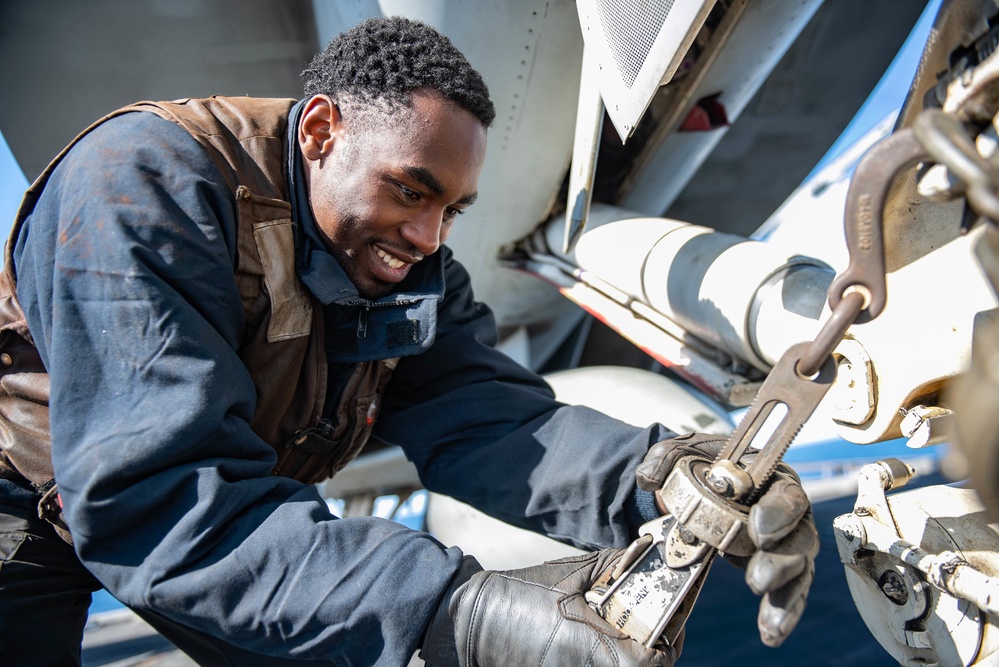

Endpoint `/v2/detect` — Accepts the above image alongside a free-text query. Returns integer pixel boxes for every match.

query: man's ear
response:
[299,95,342,161]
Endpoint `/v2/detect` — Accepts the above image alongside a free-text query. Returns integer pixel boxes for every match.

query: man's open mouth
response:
[375,246,407,269]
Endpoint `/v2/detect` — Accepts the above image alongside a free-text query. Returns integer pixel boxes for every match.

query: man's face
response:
[302,90,488,300]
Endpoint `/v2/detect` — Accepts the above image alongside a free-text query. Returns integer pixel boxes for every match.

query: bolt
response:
[878,570,909,606]
[835,516,867,546]
[677,525,698,546]
[855,506,870,516]
[707,474,732,496]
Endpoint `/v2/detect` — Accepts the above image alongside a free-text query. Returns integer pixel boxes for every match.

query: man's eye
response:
[444,207,464,220]
[398,184,420,201]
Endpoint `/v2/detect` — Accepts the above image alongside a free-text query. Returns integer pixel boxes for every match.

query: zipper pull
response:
[357,306,369,339]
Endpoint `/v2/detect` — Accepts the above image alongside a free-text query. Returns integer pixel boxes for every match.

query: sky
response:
[0,131,27,238]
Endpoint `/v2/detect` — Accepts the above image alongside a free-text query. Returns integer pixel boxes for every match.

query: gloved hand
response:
[635,432,819,648]
[420,551,677,667]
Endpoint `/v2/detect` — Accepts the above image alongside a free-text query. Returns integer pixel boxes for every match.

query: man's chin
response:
[354,278,394,301]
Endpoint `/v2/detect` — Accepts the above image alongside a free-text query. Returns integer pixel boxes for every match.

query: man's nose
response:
[400,209,444,257]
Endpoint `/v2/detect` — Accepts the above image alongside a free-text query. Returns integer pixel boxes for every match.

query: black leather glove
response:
[421,551,677,667]
[636,432,819,647]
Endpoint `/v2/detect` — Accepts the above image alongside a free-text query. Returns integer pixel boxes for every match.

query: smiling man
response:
[300,87,486,299]
[0,16,816,667]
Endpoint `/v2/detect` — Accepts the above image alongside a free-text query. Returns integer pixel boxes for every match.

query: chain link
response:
[798,290,866,378]
[914,109,999,223]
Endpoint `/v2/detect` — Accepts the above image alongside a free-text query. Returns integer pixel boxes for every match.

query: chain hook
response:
[827,128,932,325]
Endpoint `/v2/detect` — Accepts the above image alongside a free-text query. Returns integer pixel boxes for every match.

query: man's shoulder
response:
[125,97,298,139]
[118,96,299,200]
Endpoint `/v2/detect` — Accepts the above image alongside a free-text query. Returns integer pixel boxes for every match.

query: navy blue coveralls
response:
[0,105,672,665]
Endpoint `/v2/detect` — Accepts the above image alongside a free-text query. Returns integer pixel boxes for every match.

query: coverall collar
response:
[286,100,446,362]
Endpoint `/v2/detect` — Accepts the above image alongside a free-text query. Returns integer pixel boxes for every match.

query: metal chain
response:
[914,109,999,224]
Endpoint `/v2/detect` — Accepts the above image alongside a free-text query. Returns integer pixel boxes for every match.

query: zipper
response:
[337,297,422,308]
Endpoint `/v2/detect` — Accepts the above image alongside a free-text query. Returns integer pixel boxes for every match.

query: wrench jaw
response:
[586,346,838,650]
[585,515,717,648]
[659,456,757,558]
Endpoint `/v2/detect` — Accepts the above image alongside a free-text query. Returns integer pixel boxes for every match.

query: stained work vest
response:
[0,97,395,541]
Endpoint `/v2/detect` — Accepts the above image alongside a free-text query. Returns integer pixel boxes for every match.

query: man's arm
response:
[15,112,464,663]
[376,263,816,656]
[374,250,673,550]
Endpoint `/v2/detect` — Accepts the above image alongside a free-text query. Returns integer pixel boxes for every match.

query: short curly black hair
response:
[302,16,495,127]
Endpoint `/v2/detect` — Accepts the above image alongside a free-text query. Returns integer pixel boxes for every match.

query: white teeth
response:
[375,247,406,269]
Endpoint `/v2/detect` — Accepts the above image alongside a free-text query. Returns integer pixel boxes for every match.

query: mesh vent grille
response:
[594,0,674,89]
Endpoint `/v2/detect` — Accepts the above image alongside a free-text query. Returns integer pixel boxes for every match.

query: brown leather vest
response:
[0,97,396,541]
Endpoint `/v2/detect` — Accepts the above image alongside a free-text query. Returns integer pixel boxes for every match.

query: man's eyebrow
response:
[404,166,445,196]
[404,165,477,205]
